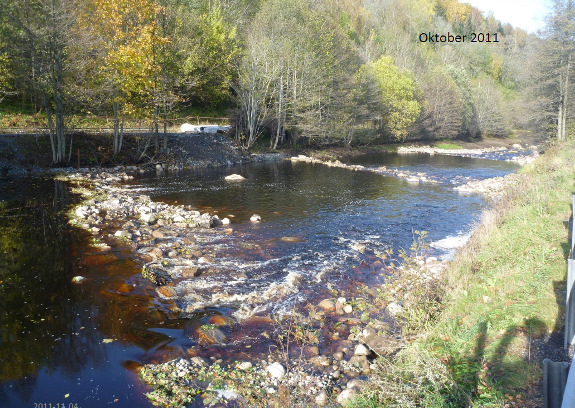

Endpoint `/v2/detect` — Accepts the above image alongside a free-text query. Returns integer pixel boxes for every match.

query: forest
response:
[0,0,573,163]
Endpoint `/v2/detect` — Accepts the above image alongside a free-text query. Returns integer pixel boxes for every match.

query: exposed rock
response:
[354,344,370,356]
[224,174,246,181]
[72,276,86,284]
[347,379,366,391]
[315,391,328,405]
[309,356,331,367]
[197,213,221,228]
[221,217,231,225]
[140,247,164,261]
[157,286,177,298]
[348,355,370,372]
[266,362,286,378]
[237,361,252,370]
[364,334,402,357]
[142,266,172,286]
[343,304,353,314]
[337,389,356,406]
[195,325,227,345]
[386,301,403,316]
[318,299,336,311]
[335,297,347,315]
[140,212,157,225]
[190,356,209,367]
[333,351,344,361]
[250,214,261,222]
[180,266,201,278]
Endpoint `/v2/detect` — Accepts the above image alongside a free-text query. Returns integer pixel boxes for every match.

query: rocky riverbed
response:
[61,164,452,407]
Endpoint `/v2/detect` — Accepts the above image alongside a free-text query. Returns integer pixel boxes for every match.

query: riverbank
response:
[351,139,575,407]
[0,132,250,175]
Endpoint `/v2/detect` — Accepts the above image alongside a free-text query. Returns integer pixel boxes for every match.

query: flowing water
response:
[0,152,519,407]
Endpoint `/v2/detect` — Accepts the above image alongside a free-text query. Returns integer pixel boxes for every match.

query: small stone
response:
[333,351,344,361]
[354,344,370,356]
[386,302,403,316]
[238,361,252,370]
[266,362,286,378]
[318,299,336,311]
[157,286,176,298]
[347,379,366,391]
[221,217,231,225]
[343,304,353,314]
[181,266,200,278]
[224,174,246,181]
[309,356,331,367]
[335,297,346,315]
[337,388,356,406]
[315,391,328,406]
[190,356,208,367]
[72,276,86,284]
[302,345,320,357]
[250,214,261,222]
[140,213,156,225]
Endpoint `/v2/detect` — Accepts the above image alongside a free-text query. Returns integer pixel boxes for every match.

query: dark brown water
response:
[0,153,519,407]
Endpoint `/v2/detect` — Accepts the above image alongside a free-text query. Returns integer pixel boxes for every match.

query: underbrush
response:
[353,138,575,407]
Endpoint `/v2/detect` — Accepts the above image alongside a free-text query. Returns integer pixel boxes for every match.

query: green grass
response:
[435,140,463,150]
[355,139,575,407]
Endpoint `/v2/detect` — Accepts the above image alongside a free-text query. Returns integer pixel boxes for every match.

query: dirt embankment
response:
[0,132,250,175]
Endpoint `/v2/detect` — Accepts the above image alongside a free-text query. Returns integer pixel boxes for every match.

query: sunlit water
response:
[122,154,518,318]
[0,152,519,407]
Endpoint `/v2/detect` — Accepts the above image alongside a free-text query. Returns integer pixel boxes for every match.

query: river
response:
[0,151,519,407]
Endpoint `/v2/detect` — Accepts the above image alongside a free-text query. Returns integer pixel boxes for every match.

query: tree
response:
[540,0,575,140]
[82,0,166,155]
[358,55,421,141]
[179,4,240,108]
[1,0,76,164]
[420,67,463,139]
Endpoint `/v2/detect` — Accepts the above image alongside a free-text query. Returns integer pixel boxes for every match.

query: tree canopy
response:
[0,0,571,155]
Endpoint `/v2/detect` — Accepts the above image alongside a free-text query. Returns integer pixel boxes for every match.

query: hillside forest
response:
[0,0,574,163]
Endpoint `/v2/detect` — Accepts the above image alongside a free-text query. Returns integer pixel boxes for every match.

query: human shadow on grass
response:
[446,317,551,407]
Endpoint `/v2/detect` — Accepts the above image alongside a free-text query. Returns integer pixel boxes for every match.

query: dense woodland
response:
[0,0,573,163]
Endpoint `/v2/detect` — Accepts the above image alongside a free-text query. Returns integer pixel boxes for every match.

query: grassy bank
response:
[353,139,575,407]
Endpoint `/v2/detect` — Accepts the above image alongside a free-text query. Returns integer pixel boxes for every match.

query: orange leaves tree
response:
[82,0,167,155]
